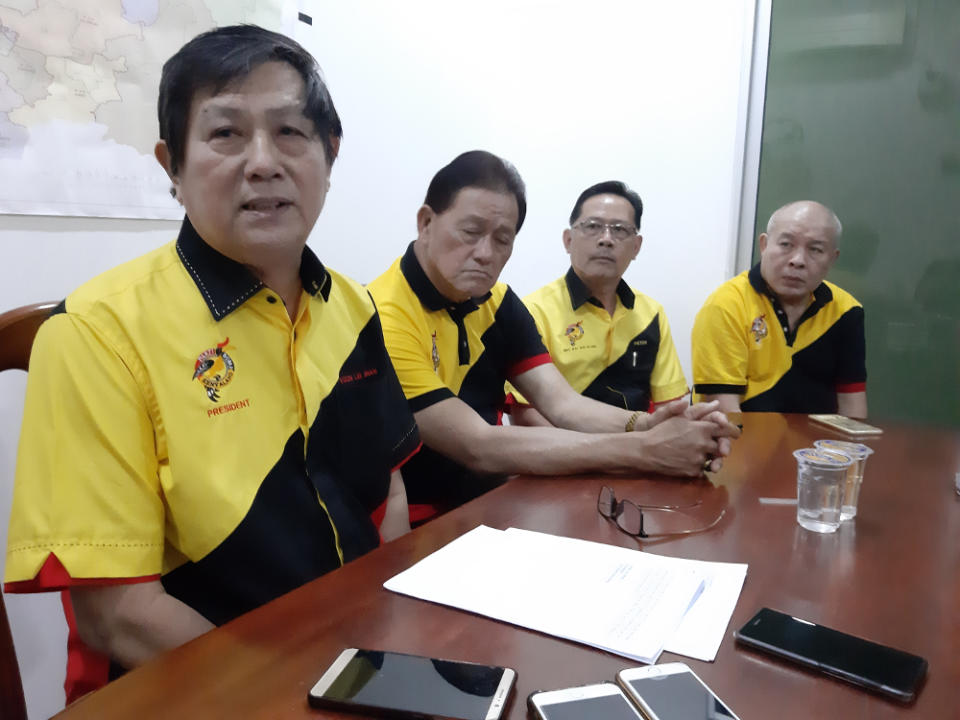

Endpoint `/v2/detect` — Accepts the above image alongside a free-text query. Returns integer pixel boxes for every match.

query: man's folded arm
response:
[512,362,642,434]
[70,581,214,670]
[696,392,742,414]
[836,391,867,419]
[413,392,735,478]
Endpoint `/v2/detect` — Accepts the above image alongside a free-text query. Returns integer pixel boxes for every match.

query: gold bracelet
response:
[625,409,644,432]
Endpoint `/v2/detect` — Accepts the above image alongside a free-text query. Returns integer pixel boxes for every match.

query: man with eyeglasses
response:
[508,181,687,428]
[369,154,739,522]
[691,200,867,416]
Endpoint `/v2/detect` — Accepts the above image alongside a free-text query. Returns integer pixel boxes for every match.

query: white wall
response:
[0,3,757,717]
[303,1,756,372]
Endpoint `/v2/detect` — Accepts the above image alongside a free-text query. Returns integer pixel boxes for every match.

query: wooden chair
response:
[0,301,58,372]
[0,300,57,720]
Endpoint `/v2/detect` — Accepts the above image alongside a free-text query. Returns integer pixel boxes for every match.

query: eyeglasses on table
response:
[597,485,726,539]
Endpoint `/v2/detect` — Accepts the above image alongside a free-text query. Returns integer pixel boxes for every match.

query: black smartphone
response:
[734,608,927,702]
[307,648,516,719]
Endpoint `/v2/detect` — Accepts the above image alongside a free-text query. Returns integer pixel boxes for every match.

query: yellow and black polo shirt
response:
[511,268,687,411]
[691,264,866,412]
[5,218,420,628]
[367,242,551,509]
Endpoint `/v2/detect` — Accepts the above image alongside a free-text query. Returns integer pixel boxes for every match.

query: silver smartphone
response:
[308,648,516,720]
[616,663,740,720]
[528,682,645,720]
[808,414,883,436]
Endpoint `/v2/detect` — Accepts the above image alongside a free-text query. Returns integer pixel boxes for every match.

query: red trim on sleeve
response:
[506,353,552,379]
[408,503,441,525]
[502,393,532,414]
[3,553,160,594]
[369,500,388,538]
[61,591,110,705]
[390,440,422,474]
[836,382,866,393]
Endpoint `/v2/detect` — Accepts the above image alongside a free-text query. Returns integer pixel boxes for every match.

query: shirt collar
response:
[399,241,491,314]
[176,216,331,322]
[748,262,833,308]
[564,267,635,310]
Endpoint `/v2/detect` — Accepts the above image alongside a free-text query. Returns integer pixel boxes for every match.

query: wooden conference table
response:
[57,413,959,719]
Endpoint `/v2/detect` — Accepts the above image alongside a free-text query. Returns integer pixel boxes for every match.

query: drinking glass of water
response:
[793,448,853,533]
[813,439,875,520]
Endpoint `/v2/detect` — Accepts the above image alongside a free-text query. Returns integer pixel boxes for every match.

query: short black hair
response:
[569,181,643,229]
[424,150,527,232]
[158,24,342,176]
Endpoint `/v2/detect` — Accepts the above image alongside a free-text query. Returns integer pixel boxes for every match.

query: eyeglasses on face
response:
[597,485,725,539]
[572,220,637,242]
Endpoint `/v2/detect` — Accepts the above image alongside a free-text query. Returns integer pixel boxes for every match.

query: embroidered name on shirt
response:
[340,368,379,384]
[207,398,251,417]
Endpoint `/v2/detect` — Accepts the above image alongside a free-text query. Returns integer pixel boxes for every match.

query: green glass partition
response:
[756,0,960,426]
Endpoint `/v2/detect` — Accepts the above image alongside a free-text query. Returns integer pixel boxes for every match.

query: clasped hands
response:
[641,399,741,476]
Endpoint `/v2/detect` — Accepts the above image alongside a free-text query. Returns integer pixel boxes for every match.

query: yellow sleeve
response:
[649,311,689,403]
[5,312,164,587]
[691,299,749,398]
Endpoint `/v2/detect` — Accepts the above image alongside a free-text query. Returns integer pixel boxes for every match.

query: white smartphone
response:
[308,648,516,720]
[528,682,645,720]
[808,414,883,436]
[616,663,740,720]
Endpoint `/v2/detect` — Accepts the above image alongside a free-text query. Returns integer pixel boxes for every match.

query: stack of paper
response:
[384,526,747,664]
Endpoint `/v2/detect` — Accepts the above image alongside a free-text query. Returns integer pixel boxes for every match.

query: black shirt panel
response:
[161,313,419,627]
[401,292,547,507]
[161,428,340,626]
[742,306,865,413]
[581,316,661,410]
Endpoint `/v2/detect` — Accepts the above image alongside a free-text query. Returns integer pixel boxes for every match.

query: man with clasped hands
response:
[368,151,740,519]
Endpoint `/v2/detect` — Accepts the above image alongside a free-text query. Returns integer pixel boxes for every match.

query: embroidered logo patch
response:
[193,337,235,402]
[565,321,585,347]
[431,330,440,373]
[750,314,768,344]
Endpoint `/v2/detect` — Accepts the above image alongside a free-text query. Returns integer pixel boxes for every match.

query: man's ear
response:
[632,234,643,259]
[562,228,573,254]
[154,141,180,201]
[327,135,341,166]
[416,205,434,238]
[757,232,768,253]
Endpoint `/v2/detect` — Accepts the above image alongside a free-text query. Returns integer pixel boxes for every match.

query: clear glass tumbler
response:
[814,439,875,520]
[793,448,853,533]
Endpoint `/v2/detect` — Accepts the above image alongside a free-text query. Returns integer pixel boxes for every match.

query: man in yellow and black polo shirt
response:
[692,200,867,416]
[5,26,419,703]
[369,152,740,521]
[509,181,687,427]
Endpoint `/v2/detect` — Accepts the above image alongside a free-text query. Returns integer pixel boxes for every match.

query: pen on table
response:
[758,497,798,505]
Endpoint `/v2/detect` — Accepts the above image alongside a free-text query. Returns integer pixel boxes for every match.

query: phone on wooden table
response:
[308,648,516,719]
[808,414,882,436]
[616,663,739,720]
[528,683,645,720]
[734,608,927,702]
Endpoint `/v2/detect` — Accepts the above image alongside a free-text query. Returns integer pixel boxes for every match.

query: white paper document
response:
[384,525,747,664]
